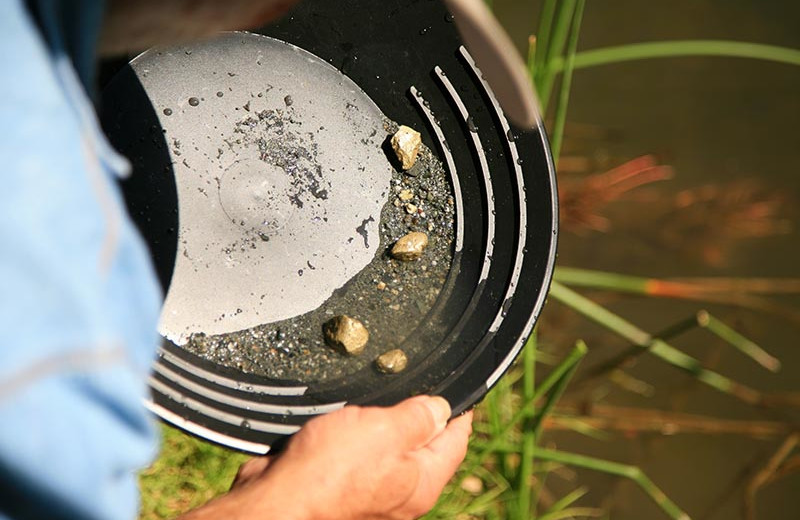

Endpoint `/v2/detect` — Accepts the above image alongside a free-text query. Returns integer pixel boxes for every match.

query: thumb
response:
[387,396,451,451]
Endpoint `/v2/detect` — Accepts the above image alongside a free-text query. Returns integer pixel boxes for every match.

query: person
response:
[0,1,473,519]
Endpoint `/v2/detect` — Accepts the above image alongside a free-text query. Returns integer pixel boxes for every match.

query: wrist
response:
[177,474,313,520]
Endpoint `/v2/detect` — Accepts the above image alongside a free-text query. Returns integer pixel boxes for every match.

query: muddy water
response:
[494,1,800,519]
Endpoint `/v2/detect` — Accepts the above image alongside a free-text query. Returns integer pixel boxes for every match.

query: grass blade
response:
[541,486,589,517]
[698,311,781,372]
[516,331,538,518]
[576,309,779,393]
[462,342,588,479]
[548,281,764,405]
[538,0,577,108]
[527,35,538,81]
[534,0,558,66]
[477,441,690,519]
[531,340,587,439]
[554,267,800,324]
[484,376,514,479]
[550,0,585,164]
[554,266,650,293]
[554,267,800,298]
[535,448,691,520]
[549,40,800,71]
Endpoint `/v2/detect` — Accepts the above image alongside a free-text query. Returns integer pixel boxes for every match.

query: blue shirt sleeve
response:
[0,1,163,519]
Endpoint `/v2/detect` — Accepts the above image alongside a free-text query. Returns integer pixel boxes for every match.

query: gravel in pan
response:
[184,119,455,383]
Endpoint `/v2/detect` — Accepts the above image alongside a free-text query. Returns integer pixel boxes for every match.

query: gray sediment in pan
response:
[184,136,455,383]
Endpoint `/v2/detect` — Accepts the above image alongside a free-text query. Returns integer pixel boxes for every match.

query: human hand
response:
[180,396,473,520]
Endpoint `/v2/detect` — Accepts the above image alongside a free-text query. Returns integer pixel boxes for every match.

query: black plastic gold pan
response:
[100,0,557,453]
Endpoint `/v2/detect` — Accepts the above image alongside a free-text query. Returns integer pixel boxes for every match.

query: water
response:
[493,1,800,519]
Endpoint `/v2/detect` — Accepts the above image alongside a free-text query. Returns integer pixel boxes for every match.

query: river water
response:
[493,1,799,519]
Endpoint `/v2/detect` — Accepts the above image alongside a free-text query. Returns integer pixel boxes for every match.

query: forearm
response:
[177,473,311,520]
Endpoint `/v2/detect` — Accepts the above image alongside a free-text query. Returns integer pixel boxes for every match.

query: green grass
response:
[138,425,248,520]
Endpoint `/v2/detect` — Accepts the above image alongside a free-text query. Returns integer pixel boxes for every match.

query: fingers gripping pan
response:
[101,0,557,453]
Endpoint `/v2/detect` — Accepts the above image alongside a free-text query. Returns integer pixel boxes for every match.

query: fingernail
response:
[425,396,451,432]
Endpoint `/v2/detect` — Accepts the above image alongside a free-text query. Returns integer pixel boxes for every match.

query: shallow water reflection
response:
[495,1,800,518]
